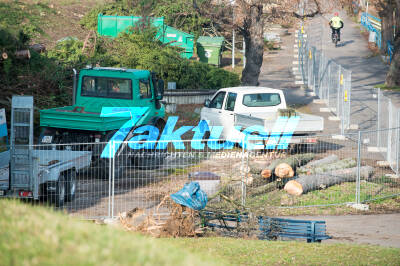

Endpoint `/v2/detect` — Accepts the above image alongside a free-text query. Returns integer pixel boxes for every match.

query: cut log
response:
[284,166,374,195]
[248,181,278,196]
[298,157,356,175]
[15,50,31,59]
[304,155,339,168]
[262,153,314,179]
[29,43,46,53]
[1,52,8,60]
[274,163,295,178]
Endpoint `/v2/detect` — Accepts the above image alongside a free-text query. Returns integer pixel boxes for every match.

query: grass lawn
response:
[375,83,400,92]
[165,237,400,265]
[1,199,400,265]
[0,200,220,266]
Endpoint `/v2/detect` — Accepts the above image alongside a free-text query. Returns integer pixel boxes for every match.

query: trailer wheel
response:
[65,170,76,202]
[49,176,66,207]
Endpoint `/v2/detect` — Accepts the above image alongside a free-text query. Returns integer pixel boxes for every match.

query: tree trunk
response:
[284,166,374,196]
[385,34,400,87]
[385,0,400,87]
[380,8,394,54]
[240,3,264,86]
[299,154,339,170]
[297,158,357,175]
[248,181,278,197]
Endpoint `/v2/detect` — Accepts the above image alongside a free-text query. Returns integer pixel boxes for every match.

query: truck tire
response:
[92,130,125,179]
[49,176,66,207]
[65,170,76,202]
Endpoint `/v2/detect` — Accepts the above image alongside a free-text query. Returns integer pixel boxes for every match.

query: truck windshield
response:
[81,76,132,99]
[242,93,281,107]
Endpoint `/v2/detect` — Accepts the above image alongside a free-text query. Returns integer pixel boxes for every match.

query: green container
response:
[161,25,194,59]
[97,14,165,38]
[196,36,225,66]
[97,14,194,59]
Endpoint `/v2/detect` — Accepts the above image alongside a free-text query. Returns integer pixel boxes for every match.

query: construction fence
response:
[297,26,400,175]
[4,131,399,219]
[297,29,352,135]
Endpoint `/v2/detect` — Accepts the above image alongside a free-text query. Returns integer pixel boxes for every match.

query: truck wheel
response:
[65,170,76,202]
[92,130,124,179]
[49,177,66,207]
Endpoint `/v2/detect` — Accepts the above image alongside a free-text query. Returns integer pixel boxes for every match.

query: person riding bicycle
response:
[329,12,344,42]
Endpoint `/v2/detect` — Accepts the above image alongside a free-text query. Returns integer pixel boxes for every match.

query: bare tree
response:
[385,0,400,86]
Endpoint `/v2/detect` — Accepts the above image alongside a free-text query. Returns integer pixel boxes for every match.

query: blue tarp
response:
[170,182,208,210]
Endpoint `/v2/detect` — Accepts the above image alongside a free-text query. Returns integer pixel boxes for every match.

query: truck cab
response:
[39,67,165,146]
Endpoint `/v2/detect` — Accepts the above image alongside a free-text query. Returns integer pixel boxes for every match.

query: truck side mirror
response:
[156,79,164,100]
[204,99,210,107]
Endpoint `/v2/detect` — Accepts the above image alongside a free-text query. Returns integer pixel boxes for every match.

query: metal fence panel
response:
[357,129,400,203]
[3,130,400,219]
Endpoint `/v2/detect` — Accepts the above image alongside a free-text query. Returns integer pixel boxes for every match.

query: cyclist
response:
[329,12,344,42]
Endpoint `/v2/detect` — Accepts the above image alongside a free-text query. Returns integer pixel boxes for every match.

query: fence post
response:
[241,137,246,206]
[347,71,352,130]
[377,87,381,147]
[312,46,317,92]
[108,141,112,218]
[337,65,341,121]
[356,130,362,204]
[387,99,393,163]
[327,62,331,108]
[111,140,115,218]
[340,70,345,135]
[396,109,400,175]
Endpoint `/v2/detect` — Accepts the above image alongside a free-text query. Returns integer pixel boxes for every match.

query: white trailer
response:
[0,96,91,206]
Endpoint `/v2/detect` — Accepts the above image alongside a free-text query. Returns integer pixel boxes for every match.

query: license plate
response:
[41,136,53,143]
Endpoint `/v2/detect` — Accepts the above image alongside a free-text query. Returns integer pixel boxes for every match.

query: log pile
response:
[284,166,374,195]
[261,153,314,179]
[257,154,376,196]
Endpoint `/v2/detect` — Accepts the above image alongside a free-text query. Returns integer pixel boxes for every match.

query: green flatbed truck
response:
[39,67,166,172]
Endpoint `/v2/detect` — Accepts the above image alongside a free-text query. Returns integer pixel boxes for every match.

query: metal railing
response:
[360,12,394,63]
[361,12,382,48]
[1,132,399,219]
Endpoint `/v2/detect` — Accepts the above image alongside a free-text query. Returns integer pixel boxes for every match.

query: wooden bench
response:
[258,217,331,243]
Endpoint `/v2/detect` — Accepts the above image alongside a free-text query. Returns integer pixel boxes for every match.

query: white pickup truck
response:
[200,87,324,149]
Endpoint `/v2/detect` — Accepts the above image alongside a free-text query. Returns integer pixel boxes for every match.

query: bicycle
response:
[332,31,339,47]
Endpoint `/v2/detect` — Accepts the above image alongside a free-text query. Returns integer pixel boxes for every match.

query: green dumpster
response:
[97,14,194,59]
[196,36,225,67]
[161,25,195,59]
[97,14,165,38]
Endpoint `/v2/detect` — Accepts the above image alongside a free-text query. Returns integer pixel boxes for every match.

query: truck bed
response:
[40,106,130,132]
[235,112,324,134]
